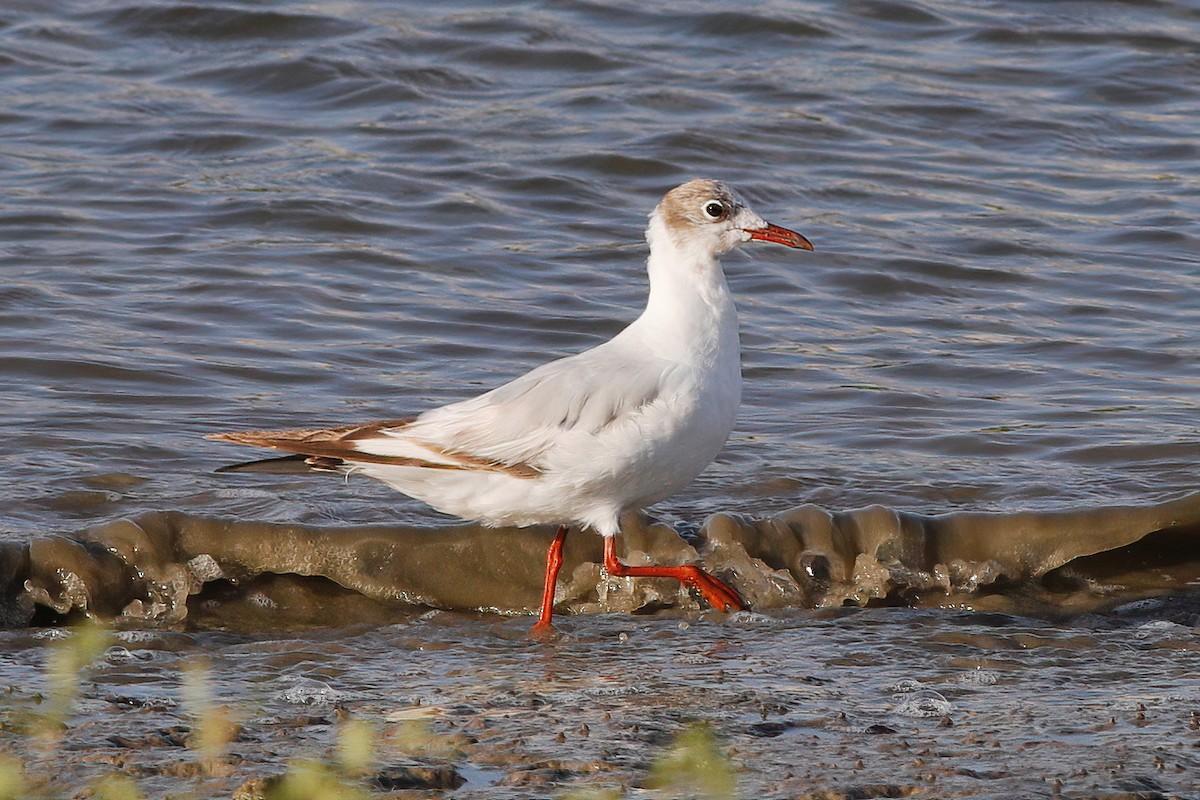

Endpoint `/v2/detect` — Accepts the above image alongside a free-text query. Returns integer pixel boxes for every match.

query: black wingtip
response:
[214,454,343,475]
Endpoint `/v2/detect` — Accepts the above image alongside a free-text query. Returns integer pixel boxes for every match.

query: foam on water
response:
[3,494,1200,627]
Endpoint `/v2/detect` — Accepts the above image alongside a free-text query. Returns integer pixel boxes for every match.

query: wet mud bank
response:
[2,603,1198,800]
[5,492,1200,628]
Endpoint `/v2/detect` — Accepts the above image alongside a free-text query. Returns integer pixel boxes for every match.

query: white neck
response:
[629,212,740,362]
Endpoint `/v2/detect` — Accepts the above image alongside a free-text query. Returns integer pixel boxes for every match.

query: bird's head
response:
[650,179,813,258]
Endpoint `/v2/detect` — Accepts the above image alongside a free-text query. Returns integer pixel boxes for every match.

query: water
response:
[2,610,1198,798]
[2,0,1199,796]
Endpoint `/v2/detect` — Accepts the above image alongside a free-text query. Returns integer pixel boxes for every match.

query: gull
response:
[207,179,813,634]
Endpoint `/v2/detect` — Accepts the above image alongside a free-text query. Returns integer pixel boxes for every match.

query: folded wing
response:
[208,346,677,480]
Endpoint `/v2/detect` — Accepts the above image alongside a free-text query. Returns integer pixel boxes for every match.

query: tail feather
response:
[205,417,540,478]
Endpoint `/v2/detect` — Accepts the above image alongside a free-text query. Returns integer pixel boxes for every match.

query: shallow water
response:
[2,0,1199,796]
[2,609,1199,798]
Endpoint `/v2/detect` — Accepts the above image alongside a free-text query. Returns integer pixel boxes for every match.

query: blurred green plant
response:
[388,718,463,760]
[254,715,379,800]
[38,621,111,744]
[558,721,738,800]
[0,754,27,800]
[559,790,623,800]
[181,659,241,768]
[4,623,743,800]
[89,773,145,800]
[335,717,376,777]
[644,722,737,800]
[261,759,373,800]
[5,622,149,800]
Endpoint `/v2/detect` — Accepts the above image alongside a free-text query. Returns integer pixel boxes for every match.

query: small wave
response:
[3,492,1200,629]
[94,5,364,42]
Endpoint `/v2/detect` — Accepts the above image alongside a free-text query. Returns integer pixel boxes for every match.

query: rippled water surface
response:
[2,0,1199,796]
[3,608,1200,798]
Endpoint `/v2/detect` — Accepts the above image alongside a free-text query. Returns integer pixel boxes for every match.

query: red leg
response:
[602,536,744,613]
[530,524,569,637]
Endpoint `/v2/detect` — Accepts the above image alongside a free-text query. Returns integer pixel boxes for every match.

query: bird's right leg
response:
[602,535,744,613]
[530,524,570,637]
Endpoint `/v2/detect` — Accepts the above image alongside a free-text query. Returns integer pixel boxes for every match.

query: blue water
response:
[4,0,1197,536]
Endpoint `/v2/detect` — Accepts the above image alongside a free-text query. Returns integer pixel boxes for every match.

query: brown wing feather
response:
[206,418,414,446]
[206,419,540,479]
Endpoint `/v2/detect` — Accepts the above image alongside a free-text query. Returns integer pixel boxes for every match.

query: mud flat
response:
[1,605,1198,799]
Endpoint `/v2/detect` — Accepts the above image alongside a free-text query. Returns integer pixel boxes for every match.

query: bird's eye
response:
[702,201,726,221]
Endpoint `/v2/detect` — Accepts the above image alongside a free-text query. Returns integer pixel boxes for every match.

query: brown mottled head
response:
[650,179,813,257]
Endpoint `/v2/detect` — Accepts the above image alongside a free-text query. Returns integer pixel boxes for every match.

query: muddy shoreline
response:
[2,603,1198,799]
[2,498,1197,798]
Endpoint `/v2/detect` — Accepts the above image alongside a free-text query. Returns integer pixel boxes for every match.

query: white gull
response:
[208,178,813,634]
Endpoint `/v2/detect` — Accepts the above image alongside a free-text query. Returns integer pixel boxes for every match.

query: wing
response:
[206,417,542,478]
[207,344,678,478]
[353,344,680,472]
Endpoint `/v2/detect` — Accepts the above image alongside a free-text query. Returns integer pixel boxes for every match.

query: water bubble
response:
[103,646,154,664]
[247,592,278,609]
[1113,598,1167,615]
[956,669,999,687]
[32,629,72,641]
[276,676,352,706]
[892,689,951,718]
[886,678,924,693]
[1134,620,1185,639]
[186,554,224,582]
